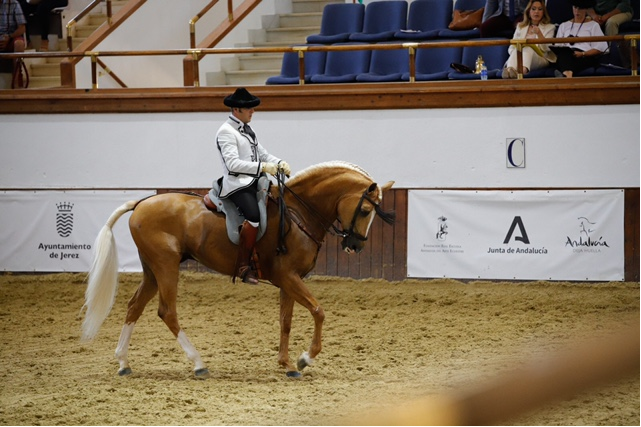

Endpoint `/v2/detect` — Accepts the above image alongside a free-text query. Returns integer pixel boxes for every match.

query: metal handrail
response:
[189,0,219,49]
[65,0,112,52]
[189,0,248,49]
[1,34,638,88]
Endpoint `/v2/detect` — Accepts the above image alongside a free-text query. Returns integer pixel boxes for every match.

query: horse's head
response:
[337,181,396,254]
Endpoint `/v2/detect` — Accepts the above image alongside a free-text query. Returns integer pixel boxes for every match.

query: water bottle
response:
[480,62,488,81]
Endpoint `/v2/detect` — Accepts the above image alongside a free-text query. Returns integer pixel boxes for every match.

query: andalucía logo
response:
[56,202,74,238]
[565,216,609,252]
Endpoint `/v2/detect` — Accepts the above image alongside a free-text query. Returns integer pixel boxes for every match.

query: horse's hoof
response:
[286,371,302,378]
[297,351,314,371]
[194,368,210,379]
[118,367,132,376]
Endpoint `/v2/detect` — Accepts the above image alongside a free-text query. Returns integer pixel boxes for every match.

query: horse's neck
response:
[287,172,367,232]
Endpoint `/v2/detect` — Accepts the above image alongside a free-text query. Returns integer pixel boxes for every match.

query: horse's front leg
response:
[278,288,300,377]
[278,276,325,376]
[297,302,325,372]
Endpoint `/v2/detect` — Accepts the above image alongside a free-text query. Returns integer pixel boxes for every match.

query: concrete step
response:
[292,0,339,14]
[237,54,284,71]
[265,26,319,43]
[87,14,107,26]
[76,25,101,38]
[27,75,62,88]
[225,69,281,86]
[30,63,61,77]
[279,12,322,28]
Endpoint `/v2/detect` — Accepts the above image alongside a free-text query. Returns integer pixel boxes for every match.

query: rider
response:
[216,87,291,284]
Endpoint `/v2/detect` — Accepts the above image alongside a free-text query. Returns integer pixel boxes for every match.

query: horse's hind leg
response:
[115,265,158,376]
[155,264,209,379]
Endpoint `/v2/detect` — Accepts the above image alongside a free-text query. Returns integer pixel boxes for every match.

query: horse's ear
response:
[367,183,377,193]
[380,181,395,193]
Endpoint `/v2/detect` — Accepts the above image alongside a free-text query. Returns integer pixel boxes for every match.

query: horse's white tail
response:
[81,200,138,341]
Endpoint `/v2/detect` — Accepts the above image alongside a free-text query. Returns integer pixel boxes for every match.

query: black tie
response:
[243,124,256,141]
[509,0,515,21]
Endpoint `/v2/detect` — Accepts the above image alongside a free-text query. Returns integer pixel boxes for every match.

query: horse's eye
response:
[359,209,371,217]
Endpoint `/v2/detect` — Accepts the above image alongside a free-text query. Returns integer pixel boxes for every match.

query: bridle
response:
[275,172,395,253]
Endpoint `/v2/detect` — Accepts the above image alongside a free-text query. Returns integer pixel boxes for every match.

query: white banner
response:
[408,190,624,281]
[0,190,155,272]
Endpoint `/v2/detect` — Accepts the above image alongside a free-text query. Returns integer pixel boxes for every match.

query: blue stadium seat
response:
[265,48,327,85]
[306,3,365,44]
[448,39,509,79]
[394,0,452,41]
[309,43,372,84]
[402,41,463,81]
[349,1,408,43]
[437,0,485,39]
[356,43,409,82]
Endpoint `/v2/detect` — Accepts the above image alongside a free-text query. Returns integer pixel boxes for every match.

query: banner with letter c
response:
[0,190,155,272]
[407,190,624,281]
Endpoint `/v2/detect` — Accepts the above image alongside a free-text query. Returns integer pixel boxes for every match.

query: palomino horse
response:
[82,161,395,378]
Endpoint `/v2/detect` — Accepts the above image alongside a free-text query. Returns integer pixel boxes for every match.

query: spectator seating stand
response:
[309,42,371,84]
[437,0,485,40]
[355,42,409,82]
[349,0,408,43]
[393,0,452,42]
[306,3,365,45]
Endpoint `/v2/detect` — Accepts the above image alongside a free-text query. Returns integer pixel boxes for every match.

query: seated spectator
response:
[552,0,608,78]
[20,0,68,51]
[0,0,26,86]
[587,0,633,36]
[480,0,529,38]
[587,0,633,67]
[502,0,556,78]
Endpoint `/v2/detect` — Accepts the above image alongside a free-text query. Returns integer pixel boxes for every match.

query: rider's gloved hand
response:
[278,161,291,176]
[261,162,278,175]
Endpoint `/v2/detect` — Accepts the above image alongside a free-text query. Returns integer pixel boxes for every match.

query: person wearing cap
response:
[553,0,608,78]
[216,87,291,285]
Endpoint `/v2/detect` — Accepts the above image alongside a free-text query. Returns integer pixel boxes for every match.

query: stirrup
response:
[238,265,259,285]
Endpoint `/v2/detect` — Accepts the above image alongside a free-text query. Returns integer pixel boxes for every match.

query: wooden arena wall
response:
[165,188,639,282]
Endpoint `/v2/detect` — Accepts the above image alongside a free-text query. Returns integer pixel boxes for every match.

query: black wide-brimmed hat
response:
[569,0,595,8]
[223,87,261,108]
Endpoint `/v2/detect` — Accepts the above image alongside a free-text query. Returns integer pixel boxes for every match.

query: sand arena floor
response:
[0,272,638,425]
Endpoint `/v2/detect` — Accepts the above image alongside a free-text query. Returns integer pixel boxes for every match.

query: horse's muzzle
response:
[341,236,365,254]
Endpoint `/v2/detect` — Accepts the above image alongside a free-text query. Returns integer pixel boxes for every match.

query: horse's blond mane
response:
[288,161,372,185]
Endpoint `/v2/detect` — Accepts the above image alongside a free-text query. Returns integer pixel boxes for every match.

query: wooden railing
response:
[184,0,262,87]
[65,0,114,52]
[2,34,637,89]
[189,0,238,49]
[60,0,147,87]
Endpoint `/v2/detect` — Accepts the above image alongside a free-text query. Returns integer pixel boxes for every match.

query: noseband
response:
[341,187,395,243]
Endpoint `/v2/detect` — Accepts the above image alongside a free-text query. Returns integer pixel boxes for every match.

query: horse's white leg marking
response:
[177,330,206,371]
[115,322,135,372]
[297,351,315,371]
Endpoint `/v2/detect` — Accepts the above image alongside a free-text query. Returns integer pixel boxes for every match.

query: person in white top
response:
[215,88,291,284]
[502,0,557,78]
[553,0,608,78]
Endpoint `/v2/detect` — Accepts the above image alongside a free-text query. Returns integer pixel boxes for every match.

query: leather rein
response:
[273,172,393,255]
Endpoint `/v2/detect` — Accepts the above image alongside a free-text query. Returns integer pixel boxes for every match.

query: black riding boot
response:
[235,220,259,285]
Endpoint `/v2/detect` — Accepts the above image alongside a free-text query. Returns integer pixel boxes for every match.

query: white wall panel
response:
[1,104,638,189]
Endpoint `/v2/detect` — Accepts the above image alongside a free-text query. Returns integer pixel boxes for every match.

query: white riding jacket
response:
[216,115,281,199]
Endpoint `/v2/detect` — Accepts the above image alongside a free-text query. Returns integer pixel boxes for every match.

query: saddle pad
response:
[207,176,269,245]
